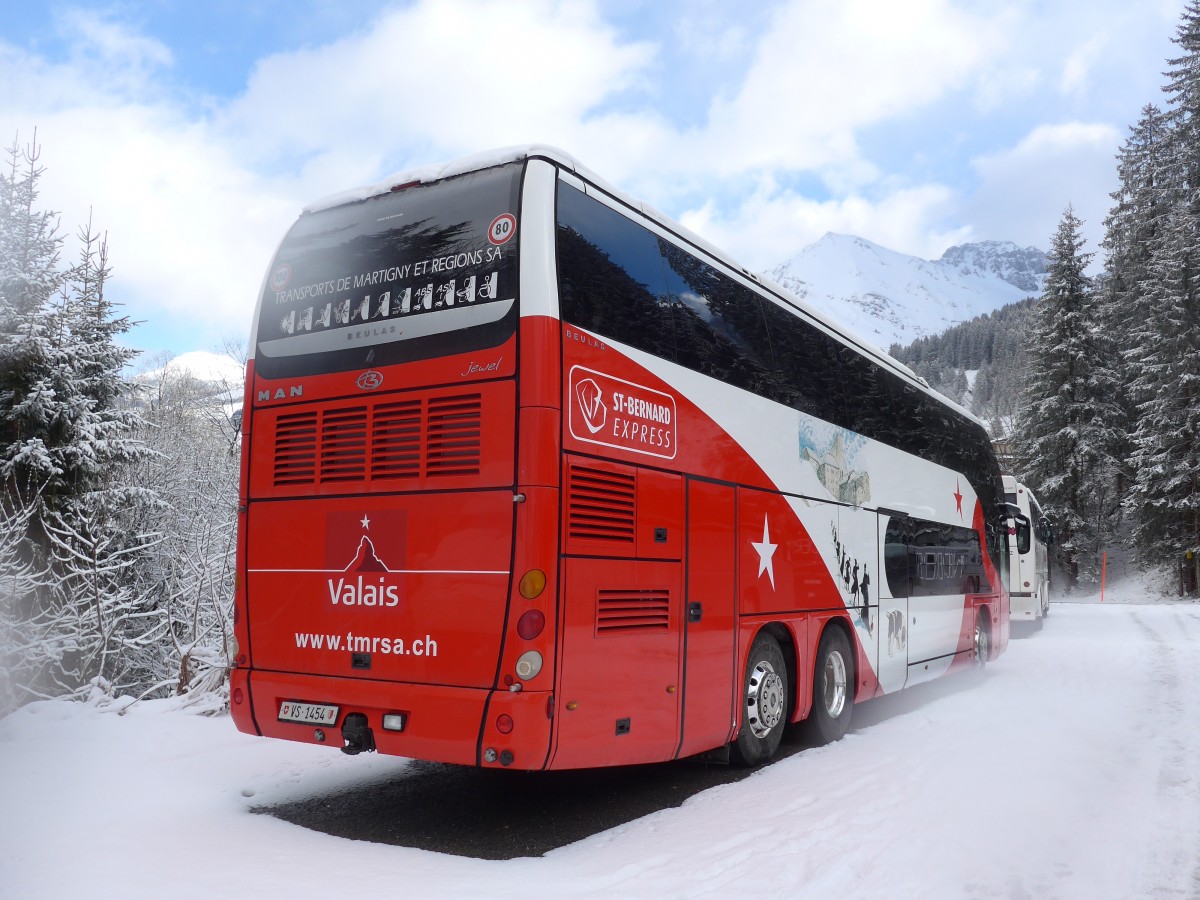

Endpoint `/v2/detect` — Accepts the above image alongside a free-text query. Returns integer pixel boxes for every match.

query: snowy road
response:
[3,598,1200,898]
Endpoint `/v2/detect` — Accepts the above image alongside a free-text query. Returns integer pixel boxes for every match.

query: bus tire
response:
[805,626,854,746]
[731,632,788,766]
[973,611,991,668]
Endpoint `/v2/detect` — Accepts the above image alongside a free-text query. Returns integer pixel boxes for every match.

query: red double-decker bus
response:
[230,146,1017,769]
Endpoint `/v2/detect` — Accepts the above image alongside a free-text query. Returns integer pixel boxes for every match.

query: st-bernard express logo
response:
[568,365,676,459]
[324,511,405,609]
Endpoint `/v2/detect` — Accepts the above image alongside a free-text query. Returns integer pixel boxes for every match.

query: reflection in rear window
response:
[255,163,522,379]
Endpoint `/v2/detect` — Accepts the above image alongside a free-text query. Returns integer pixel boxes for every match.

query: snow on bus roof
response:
[302,144,583,213]
[300,145,981,430]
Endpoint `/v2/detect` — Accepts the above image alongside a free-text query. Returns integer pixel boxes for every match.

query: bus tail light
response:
[496,714,513,734]
[515,650,542,680]
[517,609,546,640]
[519,569,547,599]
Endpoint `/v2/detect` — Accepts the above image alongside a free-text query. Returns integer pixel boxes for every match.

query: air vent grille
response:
[273,411,318,485]
[596,589,670,633]
[567,465,636,544]
[270,393,482,487]
[427,394,484,477]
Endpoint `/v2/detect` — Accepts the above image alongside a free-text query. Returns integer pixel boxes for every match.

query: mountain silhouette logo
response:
[344,535,390,572]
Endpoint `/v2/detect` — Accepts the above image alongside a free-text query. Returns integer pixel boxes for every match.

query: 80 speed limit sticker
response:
[488,213,517,245]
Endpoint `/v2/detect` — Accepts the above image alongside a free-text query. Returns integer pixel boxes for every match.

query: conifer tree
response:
[1101,104,1170,347]
[1163,0,1200,213]
[1124,206,1200,560]
[0,135,65,507]
[0,136,155,707]
[1015,208,1123,588]
[1109,0,1200,568]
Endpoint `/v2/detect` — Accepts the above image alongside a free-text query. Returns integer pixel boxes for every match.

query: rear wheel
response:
[804,626,854,745]
[973,611,991,668]
[731,632,789,766]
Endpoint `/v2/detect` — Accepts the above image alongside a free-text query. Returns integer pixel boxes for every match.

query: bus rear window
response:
[254,163,522,379]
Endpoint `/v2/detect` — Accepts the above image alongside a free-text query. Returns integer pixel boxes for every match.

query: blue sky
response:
[1,0,1187,362]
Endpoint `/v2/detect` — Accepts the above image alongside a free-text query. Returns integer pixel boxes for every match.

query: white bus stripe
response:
[248,568,510,575]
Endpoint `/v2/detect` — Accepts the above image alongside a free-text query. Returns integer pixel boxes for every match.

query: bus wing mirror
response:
[1002,504,1031,554]
[1013,513,1032,555]
[1039,516,1055,545]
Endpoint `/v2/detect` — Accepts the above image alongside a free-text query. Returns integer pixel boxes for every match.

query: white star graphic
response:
[360,514,371,530]
[751,514,778,590]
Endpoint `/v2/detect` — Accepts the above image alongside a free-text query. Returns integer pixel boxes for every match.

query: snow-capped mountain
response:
[766,234,1047,351]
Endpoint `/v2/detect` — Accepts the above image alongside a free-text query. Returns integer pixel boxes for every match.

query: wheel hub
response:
[975,622,990,665]
[746,661,785,738]
[823,650,847,718]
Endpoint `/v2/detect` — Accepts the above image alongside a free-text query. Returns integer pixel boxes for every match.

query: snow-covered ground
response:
[4,574,1199,899]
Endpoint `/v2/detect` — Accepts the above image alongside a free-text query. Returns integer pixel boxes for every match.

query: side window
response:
[660,241,775,394]
[835,343,897,443]
[557,179,1006,549]
[885,516,991,598]
[884,518,912,598]
[759,300,850,426]
[556,183,676,362]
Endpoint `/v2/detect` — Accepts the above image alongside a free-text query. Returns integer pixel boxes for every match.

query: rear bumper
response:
[230,668,553,769]
[1010,591,1041,619]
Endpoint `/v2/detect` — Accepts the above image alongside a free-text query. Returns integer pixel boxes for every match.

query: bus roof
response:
[299,144,986,432]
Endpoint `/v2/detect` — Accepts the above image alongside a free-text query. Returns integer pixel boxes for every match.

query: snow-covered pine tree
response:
[0,134,65,709]
[0,135,65,508]
[1110,0,1200,570]
[0,137,157,708]
[1015,208,1124,588]
[1124,206,1200,562]
[1164,0,1200,213]
[3,214,148,528]
[1097,105,1171,513]
[33,218,162,699]
[1101,105,1171,355]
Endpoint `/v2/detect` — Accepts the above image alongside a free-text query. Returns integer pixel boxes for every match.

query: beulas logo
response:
[325,513,404,609]
[356,370,384,391]
[575,378,606,434]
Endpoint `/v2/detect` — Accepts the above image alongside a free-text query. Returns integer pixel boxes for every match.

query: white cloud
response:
[24,104,299,337]
[219,0,657,169]
[967,122,1122,256]
[1,0,1186,354]
[0,21,299,351]
[51,7,175,101]
[691,0,1010,178]
[1060,34,1110,97]
[1,0,660,353]
[680,176,966,270]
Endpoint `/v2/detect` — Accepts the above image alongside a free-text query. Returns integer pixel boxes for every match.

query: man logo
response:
[575,378,606,434]
[356,370,384,391]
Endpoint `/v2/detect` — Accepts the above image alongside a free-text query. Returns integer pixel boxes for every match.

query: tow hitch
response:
[341,713,376,755]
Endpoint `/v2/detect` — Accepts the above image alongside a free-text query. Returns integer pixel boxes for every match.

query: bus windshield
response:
[254,163,522,380]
